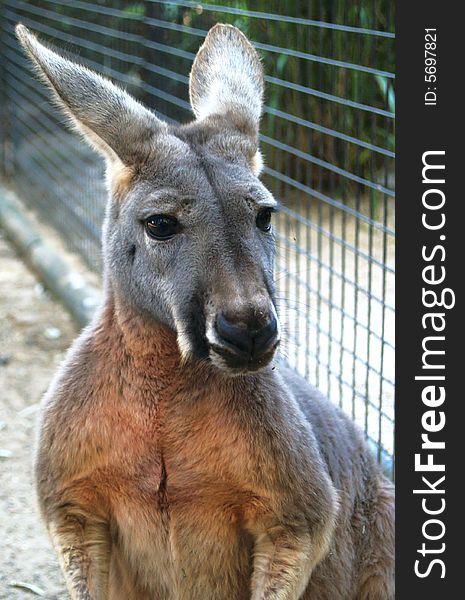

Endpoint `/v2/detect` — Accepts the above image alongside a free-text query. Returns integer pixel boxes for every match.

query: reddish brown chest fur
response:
[50,314,263,599]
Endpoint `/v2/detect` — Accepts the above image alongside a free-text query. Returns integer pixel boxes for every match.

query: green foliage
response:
[123,4,145,17]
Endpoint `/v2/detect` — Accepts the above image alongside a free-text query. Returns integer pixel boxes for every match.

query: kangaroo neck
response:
[94,289,182,382]
[93,288,267,399]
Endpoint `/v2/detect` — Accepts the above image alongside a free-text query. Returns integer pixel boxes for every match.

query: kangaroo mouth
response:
[208,340,279,374]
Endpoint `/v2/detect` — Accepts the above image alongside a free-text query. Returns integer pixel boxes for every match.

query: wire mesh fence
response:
[0,0,395,476]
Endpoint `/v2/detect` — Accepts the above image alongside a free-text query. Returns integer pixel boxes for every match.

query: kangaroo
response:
[16,23,394,600]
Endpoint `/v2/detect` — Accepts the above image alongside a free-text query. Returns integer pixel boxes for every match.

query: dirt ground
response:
[0,231,77,599]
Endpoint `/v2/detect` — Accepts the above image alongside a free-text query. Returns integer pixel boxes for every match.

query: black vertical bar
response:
[143,0,163,110]
[0,1,11,180]
[397,1,461,595]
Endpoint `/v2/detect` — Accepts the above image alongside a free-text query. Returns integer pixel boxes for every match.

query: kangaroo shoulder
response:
[35,325,116,484]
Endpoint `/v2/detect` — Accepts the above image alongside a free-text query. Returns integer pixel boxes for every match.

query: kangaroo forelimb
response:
[251,528,330,600]
[47,507,110,600]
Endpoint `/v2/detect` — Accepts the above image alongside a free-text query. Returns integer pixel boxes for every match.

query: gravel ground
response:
[0,231,77,600]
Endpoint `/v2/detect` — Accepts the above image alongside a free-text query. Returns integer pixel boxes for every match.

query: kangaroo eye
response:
[256,208,273,232]
[145,215,180,240]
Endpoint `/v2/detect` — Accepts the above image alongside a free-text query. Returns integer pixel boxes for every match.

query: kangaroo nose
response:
[215,311,279,358]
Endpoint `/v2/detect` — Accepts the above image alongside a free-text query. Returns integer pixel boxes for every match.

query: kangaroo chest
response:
[101,396,262,599]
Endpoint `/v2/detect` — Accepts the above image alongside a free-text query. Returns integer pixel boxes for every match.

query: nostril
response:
[254,312,279,354]
[216,313,253,355]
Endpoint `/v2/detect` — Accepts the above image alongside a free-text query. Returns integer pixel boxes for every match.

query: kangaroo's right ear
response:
[16,24,166,166]
[189,24,264,141]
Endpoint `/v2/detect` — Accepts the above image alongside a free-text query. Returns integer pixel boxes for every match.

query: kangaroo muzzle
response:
[208,303,280,372]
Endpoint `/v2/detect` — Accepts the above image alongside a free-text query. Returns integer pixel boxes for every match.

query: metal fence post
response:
[0,0,10,180]
[142,0,163,111]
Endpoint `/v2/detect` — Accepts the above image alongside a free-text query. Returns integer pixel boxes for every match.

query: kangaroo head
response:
[17,23,280,374]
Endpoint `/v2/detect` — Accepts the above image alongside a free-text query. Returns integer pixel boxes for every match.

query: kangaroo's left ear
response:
[189,24,264,172]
